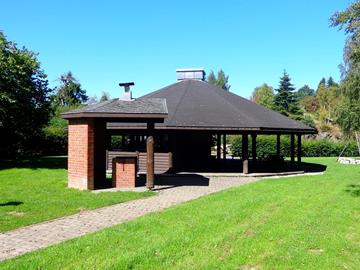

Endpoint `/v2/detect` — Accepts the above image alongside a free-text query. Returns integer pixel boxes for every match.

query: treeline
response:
[0,32,106,157]
[250,72,341,133]
[250,1,360,140]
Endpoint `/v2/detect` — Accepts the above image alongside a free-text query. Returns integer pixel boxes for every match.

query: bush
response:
[302,115,316,128]
[230,135,359,157]
[42,115,68,155]
[319,124,332,132]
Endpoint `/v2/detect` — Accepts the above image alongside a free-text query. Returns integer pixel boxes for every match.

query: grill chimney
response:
[176,68,205,81]
[119,82,134,100]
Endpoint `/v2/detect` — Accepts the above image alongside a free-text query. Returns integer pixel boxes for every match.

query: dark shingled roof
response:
[129,79,315,133]
[61,98,168,119]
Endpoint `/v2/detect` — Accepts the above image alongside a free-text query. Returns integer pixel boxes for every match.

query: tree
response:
[326,76,338,87]
[250,83,274,109]
[303,96,319,113]
[0,32,52,156]
[100,91,110,102]
[331,1,360,134]
[316,84,337,122]
[207,70,217,86]
[273,70,301,117]
[296,85,315,100]
[317,78,326,90]
[54,72,88,106]
[206,69,231,91]
[336,100,360,135]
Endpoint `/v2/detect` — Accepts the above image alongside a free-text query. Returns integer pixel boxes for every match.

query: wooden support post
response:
[129,135,135,151]
[135,135,139,150]
[276,134,281,156]
[222,134,227,159]
[251,133,257,163]
[290,134,295,164]
[242,133,249,174]
[146,123,155,189]
[168,152,173,169]
[105,133,112,150]
[297,134,302,164]
[122,134,126,149]
[216,134,221,160]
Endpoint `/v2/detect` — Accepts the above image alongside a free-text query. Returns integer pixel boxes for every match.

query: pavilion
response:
[62,68,316,190]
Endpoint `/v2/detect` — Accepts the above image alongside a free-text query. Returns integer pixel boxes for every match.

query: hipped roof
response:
[132,79,315,133]
[63,79,315,133]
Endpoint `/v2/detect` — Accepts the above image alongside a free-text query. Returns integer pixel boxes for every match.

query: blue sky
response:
[2,0,350,99]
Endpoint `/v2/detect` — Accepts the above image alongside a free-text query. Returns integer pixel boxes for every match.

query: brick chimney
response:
[176,68,205,81]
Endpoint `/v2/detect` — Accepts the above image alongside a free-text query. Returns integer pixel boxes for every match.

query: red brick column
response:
[112,157,137,188]
[67,118,95,190]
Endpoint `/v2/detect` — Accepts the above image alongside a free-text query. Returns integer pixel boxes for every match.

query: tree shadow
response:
[0,201,23,207]
[0,156,67,170]
[345,184,360,197]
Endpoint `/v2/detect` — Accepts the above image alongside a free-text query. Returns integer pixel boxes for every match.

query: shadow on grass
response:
[138,174,210,191]
[345,184,360,197]
[0,156,67,170]
[0,201,23,207]
[299,162,327,173]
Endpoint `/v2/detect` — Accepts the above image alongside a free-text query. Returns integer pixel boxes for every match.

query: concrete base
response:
[138,170,307,178]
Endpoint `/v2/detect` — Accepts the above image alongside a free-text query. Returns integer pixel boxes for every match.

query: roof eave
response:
[61,112,168,121]
[106,124,316,134]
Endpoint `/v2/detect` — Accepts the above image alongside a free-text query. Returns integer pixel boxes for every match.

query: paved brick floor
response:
[0,176,258,261]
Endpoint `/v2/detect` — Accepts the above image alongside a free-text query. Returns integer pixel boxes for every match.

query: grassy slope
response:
[1,158,360,269]
[0,157,153,232]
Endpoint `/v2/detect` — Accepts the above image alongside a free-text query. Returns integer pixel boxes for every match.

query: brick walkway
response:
[0,176,258,261]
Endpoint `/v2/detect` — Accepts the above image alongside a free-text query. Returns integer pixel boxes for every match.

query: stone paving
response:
[0,176,258,261]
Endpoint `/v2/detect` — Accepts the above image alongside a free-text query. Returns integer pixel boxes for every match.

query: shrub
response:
[319,124,332,132]
[302,115,316,128]
[230,135,359,157]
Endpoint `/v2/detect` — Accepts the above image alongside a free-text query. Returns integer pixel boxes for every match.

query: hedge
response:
[230,135,359,158]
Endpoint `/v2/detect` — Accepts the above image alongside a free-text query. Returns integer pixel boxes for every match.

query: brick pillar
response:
[112,157,137,188]
[67,118,95,190]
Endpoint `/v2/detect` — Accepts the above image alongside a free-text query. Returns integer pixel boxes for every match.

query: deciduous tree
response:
[0,32,52,156]
[331,1,360,134]
[250,83,274,109]
[303,96,319,113]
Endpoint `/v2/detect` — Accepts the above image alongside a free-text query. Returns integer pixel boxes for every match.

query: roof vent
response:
[119,82,134,101]
[176,68,205,81]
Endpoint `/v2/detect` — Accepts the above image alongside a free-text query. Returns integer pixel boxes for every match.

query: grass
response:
[1,157,360,269]
[0,156,153,232]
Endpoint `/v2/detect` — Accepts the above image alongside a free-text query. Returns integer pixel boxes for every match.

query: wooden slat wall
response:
[107,151,171,174]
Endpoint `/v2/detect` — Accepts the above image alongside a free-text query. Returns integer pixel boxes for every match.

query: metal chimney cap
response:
[119,82,135,87]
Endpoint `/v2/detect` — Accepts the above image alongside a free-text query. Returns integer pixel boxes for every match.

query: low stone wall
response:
[337,157,360,165]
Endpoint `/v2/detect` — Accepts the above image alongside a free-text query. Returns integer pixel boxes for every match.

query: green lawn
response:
[1,157,360,269]
[0,156,153,232]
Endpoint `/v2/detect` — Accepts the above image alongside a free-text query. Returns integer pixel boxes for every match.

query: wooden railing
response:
[106,151,172,174]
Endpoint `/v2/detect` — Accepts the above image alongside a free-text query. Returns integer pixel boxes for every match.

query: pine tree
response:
[326,76,338,87]
[54,72,88,106]
[274,70,301,117]
[206,69,231,91]
[317,78,326,89]
[207,70,217,85]
[216,69,231,91]
[100,91,110,102]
